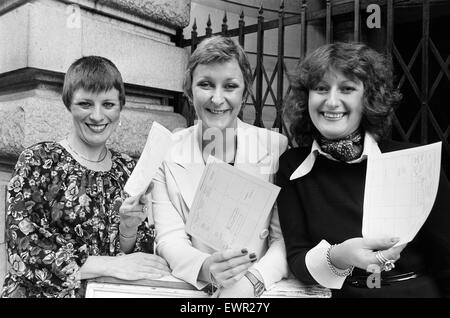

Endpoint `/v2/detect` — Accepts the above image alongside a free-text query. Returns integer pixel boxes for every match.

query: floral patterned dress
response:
[1,142,154,298]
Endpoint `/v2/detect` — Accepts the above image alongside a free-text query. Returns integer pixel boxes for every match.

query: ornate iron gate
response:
[176,0,450,175]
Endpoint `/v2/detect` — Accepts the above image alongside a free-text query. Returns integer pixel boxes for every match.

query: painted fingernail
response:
[249,253,256,259]
[241,248,248,254]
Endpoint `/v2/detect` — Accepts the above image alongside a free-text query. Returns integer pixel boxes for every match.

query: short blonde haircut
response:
[183,36,253,103]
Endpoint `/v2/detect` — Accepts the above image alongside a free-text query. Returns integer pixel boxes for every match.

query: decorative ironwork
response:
[179,0,450,175]
[222,12,228,36]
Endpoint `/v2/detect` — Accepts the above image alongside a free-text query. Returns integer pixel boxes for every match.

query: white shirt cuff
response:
[305,240,347,289]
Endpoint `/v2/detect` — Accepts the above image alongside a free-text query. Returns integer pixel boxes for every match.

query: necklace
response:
[66,141,108,163]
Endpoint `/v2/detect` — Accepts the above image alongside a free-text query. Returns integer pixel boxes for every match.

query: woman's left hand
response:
[108,252,171,280]
[201,249,256,289]
[331,237,407,271]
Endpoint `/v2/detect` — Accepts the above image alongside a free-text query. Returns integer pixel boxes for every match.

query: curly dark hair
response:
[284,42,402,146]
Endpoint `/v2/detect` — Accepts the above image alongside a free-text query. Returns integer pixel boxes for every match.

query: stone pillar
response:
[0,0,191,289]
[0,171,8,289]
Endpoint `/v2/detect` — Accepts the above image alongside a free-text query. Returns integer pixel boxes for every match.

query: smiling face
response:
[191,59,245,132]
[70,88,121,148]
[308,69,364,140]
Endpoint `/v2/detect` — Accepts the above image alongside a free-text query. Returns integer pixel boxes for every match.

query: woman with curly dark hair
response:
[277,42,450,297]
[285,42,401,147]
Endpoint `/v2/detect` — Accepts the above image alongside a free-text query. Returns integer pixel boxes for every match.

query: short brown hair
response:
[62,56,125,110]
[183,35,253,103]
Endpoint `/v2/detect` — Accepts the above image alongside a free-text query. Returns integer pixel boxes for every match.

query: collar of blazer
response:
[166,119,274,209]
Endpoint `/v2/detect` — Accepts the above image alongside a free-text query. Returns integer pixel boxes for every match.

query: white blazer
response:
[152,119,289,289]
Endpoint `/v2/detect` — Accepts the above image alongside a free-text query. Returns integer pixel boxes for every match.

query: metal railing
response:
[176,0,450,174]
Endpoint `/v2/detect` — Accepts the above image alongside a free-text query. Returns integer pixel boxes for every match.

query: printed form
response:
[362,142,442,245]
[186,157,280,254]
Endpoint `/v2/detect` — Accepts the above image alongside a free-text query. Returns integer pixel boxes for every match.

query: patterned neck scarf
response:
[318,129,364,162]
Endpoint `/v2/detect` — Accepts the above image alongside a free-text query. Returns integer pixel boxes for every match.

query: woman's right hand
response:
[330,237,407,271]
[108,252,171,281]
[201,249,257,288]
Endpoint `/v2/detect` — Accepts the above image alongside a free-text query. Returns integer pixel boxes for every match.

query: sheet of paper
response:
[91,275,196,290]
[185,156,280,254]
[362,142,442,245]
[124,121,174,197]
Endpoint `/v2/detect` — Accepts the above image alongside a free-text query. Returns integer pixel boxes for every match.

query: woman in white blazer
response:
[123,36,289,297]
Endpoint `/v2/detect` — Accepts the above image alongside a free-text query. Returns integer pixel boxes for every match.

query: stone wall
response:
[0,0,189,92]
[0,0,192,156]
[0,91,185,158]
[0,171,11,291]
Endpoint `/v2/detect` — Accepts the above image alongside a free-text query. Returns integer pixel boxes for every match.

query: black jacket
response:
[276,140,450,297]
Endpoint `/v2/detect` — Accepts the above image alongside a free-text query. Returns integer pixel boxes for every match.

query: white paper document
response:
[185,156,280,254]
[362,142,442,245]
[124,121,174,197]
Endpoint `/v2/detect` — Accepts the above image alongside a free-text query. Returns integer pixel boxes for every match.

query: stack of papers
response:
[86,276,331,298]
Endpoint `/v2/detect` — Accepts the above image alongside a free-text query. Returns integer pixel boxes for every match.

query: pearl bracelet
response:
[326,244,354,277]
